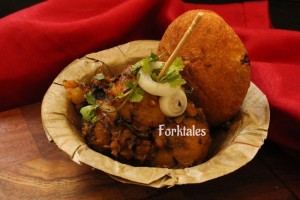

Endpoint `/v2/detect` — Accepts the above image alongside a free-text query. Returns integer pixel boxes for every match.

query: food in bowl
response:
[63,53,212,168]
[62,9,250,169]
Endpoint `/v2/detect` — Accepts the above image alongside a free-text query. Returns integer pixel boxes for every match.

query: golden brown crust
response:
[157,10,251,126]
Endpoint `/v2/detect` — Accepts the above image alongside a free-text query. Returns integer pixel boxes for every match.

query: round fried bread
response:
[157,10,251,126]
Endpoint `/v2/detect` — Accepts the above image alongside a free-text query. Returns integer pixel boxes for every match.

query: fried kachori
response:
[157,10,251,126]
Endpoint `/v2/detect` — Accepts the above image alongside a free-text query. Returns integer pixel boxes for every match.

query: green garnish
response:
[149,52,159,61]
[127,82,144,103]
[85,92,96,105]
[132,52,186,87]
[116,79,144,103]
[132,52,160,75]
[117,53,186,108]
[94,73,105,81]
[80,104,99,123]
[159,57,186,87]
[115,92,125,99]
[115,72,144,113]
[125,81,135,89]
[141,58,152,74]
[80,83,102,123]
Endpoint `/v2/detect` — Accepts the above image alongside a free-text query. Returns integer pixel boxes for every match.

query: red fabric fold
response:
[0,0,299,160]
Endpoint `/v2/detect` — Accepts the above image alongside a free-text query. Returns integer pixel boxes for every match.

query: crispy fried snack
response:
[157,10,251,126]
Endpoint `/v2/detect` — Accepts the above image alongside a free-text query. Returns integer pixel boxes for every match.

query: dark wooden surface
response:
[0,103,300,200]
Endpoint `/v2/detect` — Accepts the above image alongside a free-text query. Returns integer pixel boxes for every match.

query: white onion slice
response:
[149,61,164,69]
[137,61,187,117]
[159,88,187,117]
[138,69,179,97]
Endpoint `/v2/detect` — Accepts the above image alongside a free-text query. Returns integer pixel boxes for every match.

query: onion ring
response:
[159,88,187,117]
[137,61,187,117]
[149,61,164,69]
[138,69,179,97]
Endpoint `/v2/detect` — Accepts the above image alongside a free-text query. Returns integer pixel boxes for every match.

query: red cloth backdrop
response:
[1,0,299,160]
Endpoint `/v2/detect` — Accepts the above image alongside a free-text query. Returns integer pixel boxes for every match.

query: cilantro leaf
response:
[142,58,152,74]
[125,81,135,89]
[91,115,99,123]
[131,52,160,75]
[115,77,145,106]
[168,75,186,87]
[150,73,158,82]
[131,61,142,75]
[94,73,105,81]
[115,92,125,99]
[171,57,184,71]
[80,105,99,123]
[125,81,145,103]
[85,92,96,105]
[129,87,144,103]
[160,57,186,87]
[130,53,186,97]
[149,52,159,62]
[115,80,145,104]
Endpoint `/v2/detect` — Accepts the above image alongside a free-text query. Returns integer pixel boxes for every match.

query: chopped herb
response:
[115,92,125,99]
[150,73,158,82]
[81,91,99,122]
[129,87,144,102]
[142,57,152,74]
[131,52,160,75]
[131,53,186,88]
[125,81,135,89]
[115,79,144,104]
[80,104,99,123]
[94,73,105,81]
[131,62,142,75]
[149,52,159,62]
[124,80,145,103]
[85,92,96,105]
[128,53,187,106]
[160,57,186,87]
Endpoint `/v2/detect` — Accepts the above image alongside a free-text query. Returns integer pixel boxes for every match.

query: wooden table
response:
[1,103,299,200]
